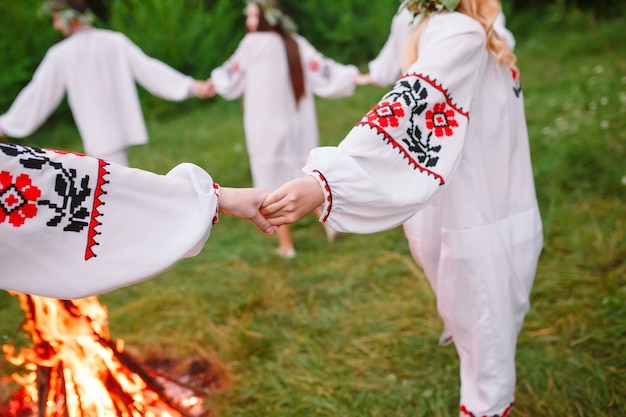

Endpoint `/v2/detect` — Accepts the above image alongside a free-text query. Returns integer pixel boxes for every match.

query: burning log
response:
[1,294,227,417]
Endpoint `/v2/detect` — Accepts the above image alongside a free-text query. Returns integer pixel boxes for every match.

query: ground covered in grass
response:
[1,11,624,417]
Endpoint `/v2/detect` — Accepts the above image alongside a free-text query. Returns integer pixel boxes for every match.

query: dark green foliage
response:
[2,0,623,113]
[502,0,625,18]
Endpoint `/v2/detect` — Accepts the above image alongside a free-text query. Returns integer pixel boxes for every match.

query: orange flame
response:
[1,294,207,417]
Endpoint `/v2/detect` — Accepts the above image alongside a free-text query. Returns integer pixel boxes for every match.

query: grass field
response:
[1,11,625,417]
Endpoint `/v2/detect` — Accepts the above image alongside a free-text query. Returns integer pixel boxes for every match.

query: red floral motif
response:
[366,101,405,128]
[308,60,320,73]
[425,102,459,137]
[0,171,42,227]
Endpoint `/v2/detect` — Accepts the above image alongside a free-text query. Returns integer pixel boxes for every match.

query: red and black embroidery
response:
[460,401,514,417]
[308,57,332,79]
[227,60,241,79]
[357,73,468,185]
[0,171,42,227]
[511,69,522,97]
[0,143,109,260]
[312,170,332,222]
[84,158,109,260]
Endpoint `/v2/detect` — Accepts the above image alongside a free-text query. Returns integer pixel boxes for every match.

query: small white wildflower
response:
[600,120,610,129]
[600,97,609,106]
[542,126,556,137]
[593,65,605,74]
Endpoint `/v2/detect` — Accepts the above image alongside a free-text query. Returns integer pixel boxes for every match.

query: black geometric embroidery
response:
[0,143,93,232]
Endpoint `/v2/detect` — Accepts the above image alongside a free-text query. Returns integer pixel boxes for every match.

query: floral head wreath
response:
[39,0,95,27]
[398,0,461,17]
[246,0,297,33]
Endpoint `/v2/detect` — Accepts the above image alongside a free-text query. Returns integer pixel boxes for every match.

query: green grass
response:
[1,13,625,417]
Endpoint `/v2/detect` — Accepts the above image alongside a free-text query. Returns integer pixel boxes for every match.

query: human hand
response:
[260,176,325,226]
[193,79,216,99]
[219,187,276,235]
[355,73,374,86]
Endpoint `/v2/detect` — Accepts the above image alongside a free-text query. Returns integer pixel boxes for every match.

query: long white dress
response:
[304,12,542,416]
[0,28,195,161]
[211,32,359,191]
[370,7,520,348]
[0,143,218,299]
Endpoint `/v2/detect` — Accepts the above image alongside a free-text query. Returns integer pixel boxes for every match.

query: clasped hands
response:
[220,176,324,236]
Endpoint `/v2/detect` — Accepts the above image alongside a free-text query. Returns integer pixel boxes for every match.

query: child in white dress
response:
[208,0,367,258]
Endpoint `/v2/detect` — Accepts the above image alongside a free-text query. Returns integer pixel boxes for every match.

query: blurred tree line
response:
[1,0,623,114]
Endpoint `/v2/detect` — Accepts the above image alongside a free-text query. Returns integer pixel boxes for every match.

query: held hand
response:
[219,187,276,235]
[193,79,216,99]
[355,73,374,86]
[260,176,325,226]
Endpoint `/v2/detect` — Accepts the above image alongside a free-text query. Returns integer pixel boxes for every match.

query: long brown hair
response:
[401,0,518,73]
[255,1,306,104]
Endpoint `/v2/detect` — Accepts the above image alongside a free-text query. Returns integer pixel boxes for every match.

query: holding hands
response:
[260,176,324,226]
[219,187,276,235]
[223,175,325,234]
[192,79,216,99]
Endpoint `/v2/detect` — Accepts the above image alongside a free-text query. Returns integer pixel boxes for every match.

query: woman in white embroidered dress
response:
[261,0,543,415]
[0,0,212,167]
[207,0,366,258]
[364,1,518,350]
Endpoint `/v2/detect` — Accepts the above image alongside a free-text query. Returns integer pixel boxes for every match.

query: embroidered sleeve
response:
[302,15,485,234]
[210,37,249,100]
[0,143,218,299]
[298,36,359,99]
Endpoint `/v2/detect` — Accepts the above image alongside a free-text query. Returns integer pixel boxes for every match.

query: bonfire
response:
[0,294,228,417]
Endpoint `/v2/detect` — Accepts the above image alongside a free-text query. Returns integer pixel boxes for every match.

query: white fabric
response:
[0,143,217,299]
[0,28,195,159]
[211,32,359,191]
[304,12,542,416]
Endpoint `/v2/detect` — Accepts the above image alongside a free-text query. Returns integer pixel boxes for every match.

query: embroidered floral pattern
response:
[0,143,109,260]
[355,73,468,185]
[227,61,241,79]
[0,171,42,227]
[308,58,332,79]
[425,102,459,137]
[366,101,405,128]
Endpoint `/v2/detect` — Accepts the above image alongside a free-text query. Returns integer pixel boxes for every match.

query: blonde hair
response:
[401,0,518,73]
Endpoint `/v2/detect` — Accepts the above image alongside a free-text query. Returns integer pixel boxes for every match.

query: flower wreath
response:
[399,0,460,16]
[246,0,297,33]
[39,1,95,28]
